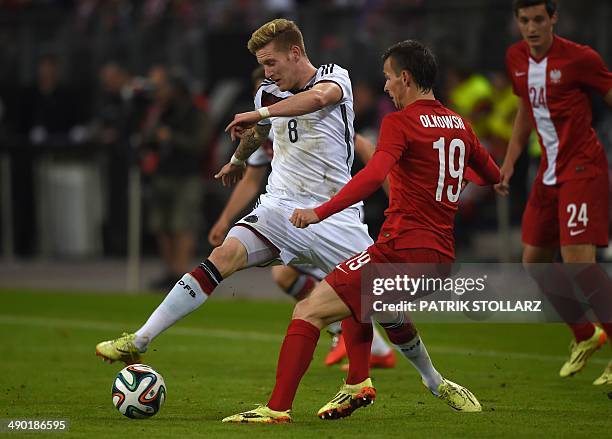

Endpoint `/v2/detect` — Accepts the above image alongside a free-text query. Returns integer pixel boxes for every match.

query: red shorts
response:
[325,241,453,320]
[522,174,609,248]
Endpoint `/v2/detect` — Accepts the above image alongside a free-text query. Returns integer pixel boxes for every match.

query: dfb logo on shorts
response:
[243,215,258,223]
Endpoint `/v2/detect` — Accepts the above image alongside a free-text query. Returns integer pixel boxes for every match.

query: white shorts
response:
[227,193,373,274]
[290,265,327,281]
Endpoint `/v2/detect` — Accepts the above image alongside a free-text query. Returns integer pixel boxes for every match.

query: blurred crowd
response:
[0,1,611,279]
[1,55,219,286]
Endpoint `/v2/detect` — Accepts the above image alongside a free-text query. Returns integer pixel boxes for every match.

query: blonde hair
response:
[247,19,306,56]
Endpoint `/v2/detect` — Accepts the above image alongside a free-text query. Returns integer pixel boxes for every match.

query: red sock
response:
[342,318,372,385]
[267,319,320,411]
[574,264,612,324]
[570,323,596,342]
[570,263,612,344]
[528,263,592,325]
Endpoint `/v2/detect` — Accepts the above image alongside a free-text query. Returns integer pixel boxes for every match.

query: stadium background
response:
[1,2,612,437]
[0,0,610,290]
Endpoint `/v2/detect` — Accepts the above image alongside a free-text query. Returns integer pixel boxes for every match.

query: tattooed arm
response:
[234,124,271,161]
[214,124,271,187]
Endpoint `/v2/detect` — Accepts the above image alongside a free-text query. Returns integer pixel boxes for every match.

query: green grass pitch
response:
[1,289,610,438]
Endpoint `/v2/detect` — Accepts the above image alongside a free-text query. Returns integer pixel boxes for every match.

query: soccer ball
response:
[112,364,166,419]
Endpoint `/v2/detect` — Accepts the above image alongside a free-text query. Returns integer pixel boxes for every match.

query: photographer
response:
[138,65,210,289]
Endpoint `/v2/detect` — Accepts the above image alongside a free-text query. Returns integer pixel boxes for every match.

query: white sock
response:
[326,321,342,335]
[370,324,392,356]
[393,335,443,394]
[134,273,207,351]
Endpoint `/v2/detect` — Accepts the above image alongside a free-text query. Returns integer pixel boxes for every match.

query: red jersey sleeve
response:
[314,150,396,221]
[315,114,407,220]
[577,47,612,96]
[505,46,522,97]
[376,113,409,161]
[465,128,500,185]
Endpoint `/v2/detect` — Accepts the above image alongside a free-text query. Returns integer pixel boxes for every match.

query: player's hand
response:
[290,208,320,229]
[208,218,230,246]
[214,162,246,187]
[225,111,261,142]
[494,162,514,196]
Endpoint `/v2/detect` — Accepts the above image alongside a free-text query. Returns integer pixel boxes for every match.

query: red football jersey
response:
[506,36,612,185]
[315,99,498,259]
[373,100,495,258]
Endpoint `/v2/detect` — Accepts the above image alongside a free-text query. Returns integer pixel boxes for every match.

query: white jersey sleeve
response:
[246,146,271,167]
[254,80,274,126]
[314,64,352,105]
[248,82,276,166]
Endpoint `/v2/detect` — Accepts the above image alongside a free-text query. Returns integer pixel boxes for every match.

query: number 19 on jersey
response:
[433,137,466,203]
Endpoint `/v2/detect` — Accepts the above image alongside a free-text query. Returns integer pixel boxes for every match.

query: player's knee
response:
[522,245,554,266]
[208,238,247,277]
[271,266,298,291]
[561,245,596,263]
[292,298,310,320]
[292,299,325,329]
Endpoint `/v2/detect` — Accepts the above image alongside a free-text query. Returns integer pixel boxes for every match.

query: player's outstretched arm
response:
[266,81,343,116]
[215,124,270,187]
[466,147,501,186]
[225,82,342,140]
[290,150,396,228]
[354,134,390,196]
[494,99,532,196]
[208,165,268,246]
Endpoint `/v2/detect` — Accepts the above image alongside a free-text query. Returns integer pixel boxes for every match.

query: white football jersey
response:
[253,63,359,208]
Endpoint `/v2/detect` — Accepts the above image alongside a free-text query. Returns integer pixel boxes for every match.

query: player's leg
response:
[520,179,602,375]
[556,176,611,380]
[317,316,377,420]
[311,212,395,371]
[336,320,395,370]
[309,250,379,420]
[334,322,395,369]
[95,237,249,364]
[312,219,377,380]
[559,244,612,377]
[559,244,611,381]
[523,244,597,341]
[375,310,439,385]
[525,243,605,377]
[223,280,353,423]
[285,272,393,369]
[96,224,278,364]
[368,325,395,366]
[271,265,317,301]
[373,248,481,412]
[321,245,479,416]
[271,265,351,365]
[373,307,478,412]
[137,236,249,339]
